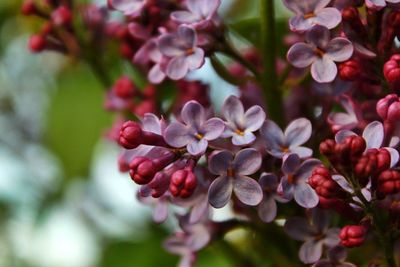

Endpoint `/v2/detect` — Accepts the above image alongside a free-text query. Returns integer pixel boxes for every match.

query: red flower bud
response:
[319,139,337,163]
[113,76,135,99]
[28,35,46,53]
[340,225,367,248]
[309,166,345,199]
[384,54,400,84]
[354,148,391,185]
[170,168,197,198]
[119,121,142,149]
[378,170,400,196]
[21,0,36,16]
[51,6,72,27]
[336,136,366,167]
[376,94,400,122]
[339,59,360,81]
[129,157,157,184]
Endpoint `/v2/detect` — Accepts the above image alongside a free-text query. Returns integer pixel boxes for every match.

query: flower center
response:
[281,146,290,153]
[186,47,195,55]
[288,174,295,184]
[314,47,325,57]
[195,133,204,140]
[227,167,235,177]
[304,12,315,19]
[235,129,245,136]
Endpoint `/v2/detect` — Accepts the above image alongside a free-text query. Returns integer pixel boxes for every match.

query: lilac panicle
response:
[221,95,266,146]
[208,148,263,208]
[164,100,225,156]
[287,25,353,83]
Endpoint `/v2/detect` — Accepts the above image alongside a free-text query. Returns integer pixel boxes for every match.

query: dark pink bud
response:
[51,6,72,27]
[339,59,360,81]
[319,139,338,163]
[376,94,400,122]
[340,225,367,248]
[148,172,171,198]
[129,157,156,184]
[384,54,400,84]
[21,0,36,16]
[355,148,391,185]
[113,76,135,99]
[309,166,344,199]
[378,170,400,197]
[41,22,53,35]
[29,35,46,53]
[119,121,142,149]
[170,168,197,198]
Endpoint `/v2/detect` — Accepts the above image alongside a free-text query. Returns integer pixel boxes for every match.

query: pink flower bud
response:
[340,225,367,248]
[376,94,400,122]
[51,6,72,27]
[309,166,344,199]
[119,121,142,149]
[355,148,391,185]
[378,170,400,197]
[21,0,36,16]
[338,59,360,81]
[113,76,136,99]
[170,168,197,198]
[28,35,46,53]
[384,54,400,83]
[129,157,157,184]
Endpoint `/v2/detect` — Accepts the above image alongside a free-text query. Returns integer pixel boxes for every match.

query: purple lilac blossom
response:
[279,153,320,208]
[164,101,224,156]
[221,95,266,146]
[107,0,145,16]
[365,0,400,10]
[158,25,205,80]
[261,118,313,158]
[328,95,362,132]
[284,209,341,264]
[287,25,354,83]
[283,0,342,32]
[171,0,221,29]
[207,148,263,208]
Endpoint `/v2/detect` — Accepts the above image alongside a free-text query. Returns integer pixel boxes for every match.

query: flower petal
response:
[244,105,266,132]
[282,153,301,175]
[202,118,225,140]
[108,0,144,16]
[232,131,256,146]
[233,175,263,206]
[335,130,357,144]
[294,183,319,208]
[285,118,312,148]
[323,228,341,247]
[209,150,233,175]
[258,196,277,222]
[153,200,169,223]
[148,64,166,84]
[287,43,316,68]
[362,121,384,149]
[171,10,200,23]
[296,159,321,181]
[186,48,205,70]
[291,146,313,158]
[181,100,205,128]
[325,38,354,62]
[187,138,208,156]
[306,25,330,49]
[233,148,262,175]
[261,119,285,152]
[208,175,233,208]
[311,56,337,83]
[187,0,221,18]
[166,56,190,80]
[383,147,400,168]
[259,172,278,190]
[284,217,315,241]
[314,8,342,30]
[221,95,245,125]
[299,240,323,264]
[289,16,314,32]
[164,122,191,148]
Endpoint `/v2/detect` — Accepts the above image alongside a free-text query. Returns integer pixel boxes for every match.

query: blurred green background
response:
[0,1,291,267]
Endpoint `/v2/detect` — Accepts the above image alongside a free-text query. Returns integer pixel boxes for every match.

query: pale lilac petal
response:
[153,201,168,223]
[178,25,197,47]
[187,226,211,251]
[187,0,221,18]
[181,100,205,127]
[187,138,208,155]
[209,150,233,175]
[142,113,162,134]
[280,176,294,200]
[189,200,209,224]
[306,25,330,49]
[164,122,191,147]
[287,43,316,68]
[289,16,314,32]
[221,95,245,124]
[314,8,342,29]
[282,0,323,14]
[128,22,150,40]
[331,175,353,193]
[328,112,358,131]
[233,148,262,175]
[383,147,399,168]
[178,253,194,267]
[299,240,323,264]
[258,197,277,222]
[313,0,332,12]
[108,0,144,15]
[259,172,278,190]
[294,183,319,208]
[291,146,313,158]
[233,175,263,206]
[261,119,285,151]
[186,48,205,70]
[328,246,348,262]
[232,131,256,146]
[366,0,387,9]
[166,56,190,80]
[171,11,200,23]
[312,208,330,232]
[335,130,357,144]
[311,57,337,83]
[159,35,185,57]
[325,38,354,62]
[296,159,321,181]
[202,118,225,140]
[208,175,233,208]
[284,217,315,241]
[282,153,301,175]
[244,105,266,131]
[362,121,384,149]
[285,118,312,148]
[148,64,166,84]
[324,228,341,247]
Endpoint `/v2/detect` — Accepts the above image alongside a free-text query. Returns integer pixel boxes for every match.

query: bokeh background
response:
[0,1,290,266]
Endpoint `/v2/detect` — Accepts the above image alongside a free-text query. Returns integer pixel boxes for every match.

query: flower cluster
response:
[23,0,400,266]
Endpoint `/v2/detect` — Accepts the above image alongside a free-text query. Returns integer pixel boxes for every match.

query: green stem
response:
[259,0,284,126]
[218,239,258,267]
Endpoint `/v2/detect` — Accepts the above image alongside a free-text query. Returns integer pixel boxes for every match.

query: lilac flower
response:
[221,95,266,146]
[171,0,221,29]
[287,25,353,83]
[283,0,342,32]
[138,189,170,223]
[284,209,341,264]
[164,215,211,267]
[365,0,400,10]
[164,101,224,156]
[208,148,263,208]
[158,25,205,80]
[313,246,356,267]
[107,0,145,17]
[261,118,313,159]
[279,153,320,208]
[328,95,362,132]
[257,173,289,223]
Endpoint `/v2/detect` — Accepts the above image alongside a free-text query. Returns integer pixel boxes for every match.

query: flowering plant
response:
[23,0,400,266]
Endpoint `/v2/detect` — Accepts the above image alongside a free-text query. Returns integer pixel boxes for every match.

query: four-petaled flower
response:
[313,246,356,267]
[164,101,225,156]
[107,0,145,16]
[208,148,263,208]
[283,0,342,32]
[158,25,205,80]
[279,153,321,208]
[261,118,313,158]
[287,25,353,83]
[365,0,400,10]
[284,209,341,264]
[221,95,266,146]
[171,0,221,29]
